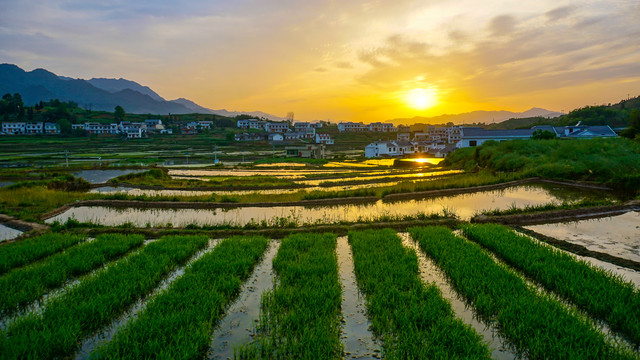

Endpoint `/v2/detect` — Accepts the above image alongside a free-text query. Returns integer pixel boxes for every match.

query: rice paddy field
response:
[0,224,638,359]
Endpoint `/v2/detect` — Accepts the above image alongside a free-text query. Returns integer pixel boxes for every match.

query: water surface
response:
[0,224,22,241]
[73,169,145,184]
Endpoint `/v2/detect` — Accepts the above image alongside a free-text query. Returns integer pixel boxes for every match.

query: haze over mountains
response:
[0,64,285,120]
[0,63,563,125]
[395,108,564,127]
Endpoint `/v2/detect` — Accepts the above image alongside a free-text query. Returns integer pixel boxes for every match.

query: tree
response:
[114,105,125,122]
[531,129,557,140]
[621,109,640,139]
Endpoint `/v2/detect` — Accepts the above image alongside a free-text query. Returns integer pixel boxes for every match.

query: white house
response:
[44,123,60,134]
[338,122,367,132]
[265,122,290,133]
[364,140,415,158]
[237,119,266,130]
[531,125,618,138]
[369,122,396,132]
[456,128,535,148]
[315,133,334,145]
[268,133,284,142]
[85,122,118,135]
[2,122,26,134]
[294,122,311,132]
[25,122,43,134]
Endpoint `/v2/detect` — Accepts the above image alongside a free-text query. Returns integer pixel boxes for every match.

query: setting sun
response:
[404,87,439,110]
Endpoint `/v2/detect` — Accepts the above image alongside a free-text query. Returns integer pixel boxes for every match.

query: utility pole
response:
[65,150,69,167]
[242,150,245,163]
[272,144,275,158]
[186,153,189,164]
[214,145,218,164]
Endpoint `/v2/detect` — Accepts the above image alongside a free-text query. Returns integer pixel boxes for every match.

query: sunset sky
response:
[1,0,639,122]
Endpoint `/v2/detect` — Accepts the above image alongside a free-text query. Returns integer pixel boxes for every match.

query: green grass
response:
[238,233,342,359]
[462,224,640,346]
[0,234,143,315]
[348,229,491,359]
[444,137,640,194]
[409,226,636,360]
[0,185,97,222]
[0,233,85,275]
[97,236,268,359]
[0,235,208,359]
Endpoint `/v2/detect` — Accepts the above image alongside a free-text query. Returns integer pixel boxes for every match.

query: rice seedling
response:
[348,229,491,359]
[0,233,85,275]
[95,236,268,359]
[0,235,207,359]
[0,234,144,315]
[462,223,640,346]
[409,226,637,360]
[237,233,342,359]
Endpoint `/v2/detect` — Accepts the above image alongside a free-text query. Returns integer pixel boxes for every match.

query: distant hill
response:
[397,108,563,130]
[0,63,284,119]
[87,78,165,102]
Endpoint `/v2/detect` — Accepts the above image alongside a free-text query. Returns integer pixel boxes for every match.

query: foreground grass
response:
[0,235,207,359]
[409,226,636,360]
[238,233,342,359]
[349,229,490,359]
[0,233,85,275]
[463,224,640,346]
[0,234,143,315]
[98,236,268,359]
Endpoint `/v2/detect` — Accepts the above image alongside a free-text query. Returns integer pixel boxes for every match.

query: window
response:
[469,140,477,147]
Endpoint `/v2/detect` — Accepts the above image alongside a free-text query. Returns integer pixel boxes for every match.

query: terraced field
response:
[0,227,638,359]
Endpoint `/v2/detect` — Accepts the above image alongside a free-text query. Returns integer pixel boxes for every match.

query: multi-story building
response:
[25,122,43,134]
[338,122,367,132]
[44,123,60,134]
[368,122,396,132]
[2,122,26,134]
[265,122,290,133]
[85,122,118,135]
[315,133,334,145]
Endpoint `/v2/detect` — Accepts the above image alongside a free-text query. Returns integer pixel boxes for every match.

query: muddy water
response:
[75,239,219,359]
[207,240,280,359]
[0,224,22,241]
[398,233,519,360]
[525,211,640,264]
[336,236,381,359]
[73,169,145,184]
[169,169,361,179]
[49,184,611,227]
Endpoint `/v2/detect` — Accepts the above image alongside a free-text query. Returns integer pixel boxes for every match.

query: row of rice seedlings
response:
[0,233,85,275]
[237,233,342,359]
[462,223,640,346]
[0,234,144,316]
[0,235,208,359]
[95,236,269,359]
[348,229,491,359]
[409,226,637,360]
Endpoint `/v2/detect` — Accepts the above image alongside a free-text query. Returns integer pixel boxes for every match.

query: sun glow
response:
[404,87,438,110]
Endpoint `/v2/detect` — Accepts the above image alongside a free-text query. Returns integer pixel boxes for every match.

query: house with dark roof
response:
[457,128,536,148]
[531,125,617,138]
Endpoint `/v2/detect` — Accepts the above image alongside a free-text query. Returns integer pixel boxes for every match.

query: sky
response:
[1,0,639,122]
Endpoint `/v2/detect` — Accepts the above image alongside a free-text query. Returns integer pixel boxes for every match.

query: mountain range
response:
[396,108,564,128]
[0,64,285,120]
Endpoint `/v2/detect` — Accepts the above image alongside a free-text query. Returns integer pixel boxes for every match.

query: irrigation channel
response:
[207,240,280,359]
[398,233,518,359]
[49,182,615,227]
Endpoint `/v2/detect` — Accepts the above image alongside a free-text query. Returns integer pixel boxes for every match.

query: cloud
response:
[545,6,574,22]
[487,15,517,36]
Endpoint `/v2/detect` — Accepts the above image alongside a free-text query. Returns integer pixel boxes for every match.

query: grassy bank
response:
[444,138,640,194]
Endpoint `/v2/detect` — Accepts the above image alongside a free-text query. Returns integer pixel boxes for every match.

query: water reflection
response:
[51,184,608,227]
[0,224,22,242]
[73,169,145,184]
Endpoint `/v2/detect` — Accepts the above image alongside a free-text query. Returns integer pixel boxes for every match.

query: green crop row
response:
[409,226,636,360]
[0,234,144,316]
[96,236,269,359]
[0,235,208,359]
[348,229,491,359]
[238,233,342,359]
[0,233,85,275]
[462,223,640,346]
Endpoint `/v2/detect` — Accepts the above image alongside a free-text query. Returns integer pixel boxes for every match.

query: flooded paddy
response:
[48,183,610,227]
[525,211,640,265]
[73,169,145,184]
[0,224,22,241]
